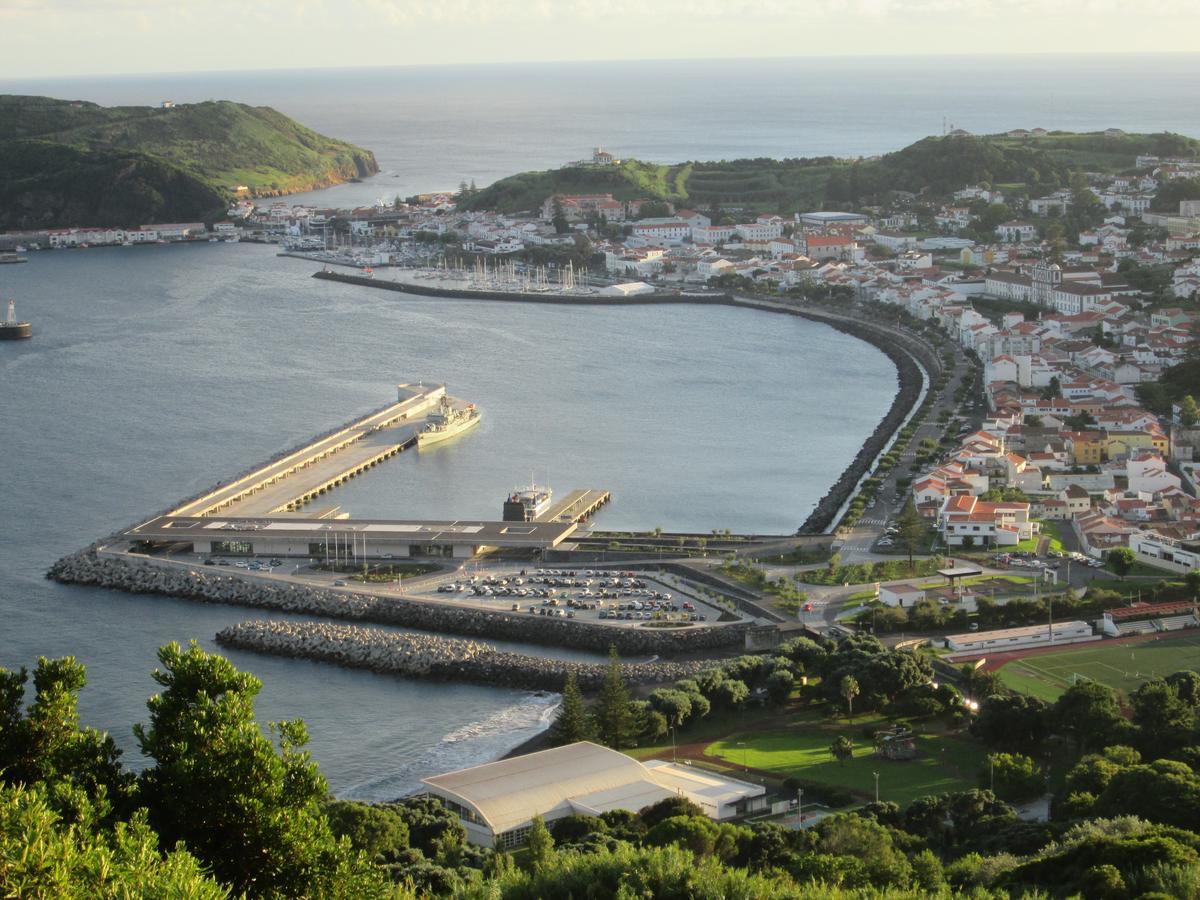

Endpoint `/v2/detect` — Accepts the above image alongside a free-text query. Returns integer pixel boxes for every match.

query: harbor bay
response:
[0,242,895,796]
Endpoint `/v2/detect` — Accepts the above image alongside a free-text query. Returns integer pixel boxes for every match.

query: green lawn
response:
[707,726,986,807]
[997,633,1200,701]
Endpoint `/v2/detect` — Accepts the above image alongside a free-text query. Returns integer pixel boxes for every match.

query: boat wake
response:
[336,691,561,801]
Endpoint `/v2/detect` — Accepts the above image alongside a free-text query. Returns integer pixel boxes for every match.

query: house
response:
[879,584,925,608]
[421,741,767,848]
[994,221,1039,242]
[937,495,1037,548]
[804,234,855,261]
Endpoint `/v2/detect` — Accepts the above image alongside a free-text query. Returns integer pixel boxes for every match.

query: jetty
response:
[169,383,444,518]
[535,488,612,524]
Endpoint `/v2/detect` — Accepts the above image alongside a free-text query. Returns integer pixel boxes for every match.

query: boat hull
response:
[417,412,481,447]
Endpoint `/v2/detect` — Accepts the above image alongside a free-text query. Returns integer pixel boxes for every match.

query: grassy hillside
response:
[463,130,1200,216]
[0,95,378,228]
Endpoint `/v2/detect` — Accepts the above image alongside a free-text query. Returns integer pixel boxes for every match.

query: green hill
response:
[461,130,1200,216]
[0,95,378,230]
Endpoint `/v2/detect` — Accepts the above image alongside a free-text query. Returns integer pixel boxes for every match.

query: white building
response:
[421,742,767,848]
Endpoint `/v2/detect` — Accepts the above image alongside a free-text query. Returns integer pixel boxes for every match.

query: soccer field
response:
[996,634,1200,701]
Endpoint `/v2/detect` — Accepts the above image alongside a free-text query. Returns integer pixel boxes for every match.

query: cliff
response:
[0,95,379,229]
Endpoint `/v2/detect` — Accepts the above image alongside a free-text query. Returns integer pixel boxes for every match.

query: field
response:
[996,634,1200,701]
[706,721,985,807]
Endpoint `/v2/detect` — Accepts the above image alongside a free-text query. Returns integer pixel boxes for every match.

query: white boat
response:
[417,396,481,447]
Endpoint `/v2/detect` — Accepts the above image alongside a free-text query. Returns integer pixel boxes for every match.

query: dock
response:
[534,489,612,524]
[169,384,446,519]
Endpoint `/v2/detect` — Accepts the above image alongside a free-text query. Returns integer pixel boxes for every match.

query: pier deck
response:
[168,384,443,519]
[534,489,612,524]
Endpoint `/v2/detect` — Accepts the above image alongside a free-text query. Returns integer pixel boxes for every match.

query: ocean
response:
[2,54,1198,207]
[1,54,1192,795]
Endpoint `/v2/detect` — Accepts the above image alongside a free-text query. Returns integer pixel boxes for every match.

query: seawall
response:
[215,619,721,691]
[48,550,749,656]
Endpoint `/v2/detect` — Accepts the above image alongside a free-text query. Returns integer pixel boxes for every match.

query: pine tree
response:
[593,646,635,750]
[549,671,592,745]
[525,815,554,870]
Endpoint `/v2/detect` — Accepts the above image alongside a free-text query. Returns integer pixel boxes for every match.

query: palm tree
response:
[840,675,860,722]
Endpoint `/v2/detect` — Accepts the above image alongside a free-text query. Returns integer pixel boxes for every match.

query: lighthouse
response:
[0,296,32,340]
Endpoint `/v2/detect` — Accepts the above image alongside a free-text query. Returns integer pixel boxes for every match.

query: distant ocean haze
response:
[2,54,1197,207]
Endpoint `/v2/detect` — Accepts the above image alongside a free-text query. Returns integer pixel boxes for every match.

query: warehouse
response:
[421,741,767,848]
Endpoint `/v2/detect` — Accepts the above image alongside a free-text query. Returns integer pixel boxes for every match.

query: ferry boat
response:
[503,482,553,522]
[416,395,481,447]
[0,252,26,265]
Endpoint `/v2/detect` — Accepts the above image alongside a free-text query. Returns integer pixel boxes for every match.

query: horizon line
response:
[2,50,1199,83]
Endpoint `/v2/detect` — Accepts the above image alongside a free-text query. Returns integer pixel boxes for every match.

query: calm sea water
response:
[0,243,893,795]
[2,54,1191,794]
[2,55,1198,206]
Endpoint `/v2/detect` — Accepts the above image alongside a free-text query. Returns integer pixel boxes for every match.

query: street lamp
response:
[737,741,747,772]
[797,787,804,828]
[873,771,880,804]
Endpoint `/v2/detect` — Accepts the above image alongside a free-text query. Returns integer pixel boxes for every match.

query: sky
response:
[2,0,1200,78]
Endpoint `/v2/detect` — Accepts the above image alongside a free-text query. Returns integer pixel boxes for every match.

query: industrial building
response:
[421,741,767,848]
[125,515,579,559]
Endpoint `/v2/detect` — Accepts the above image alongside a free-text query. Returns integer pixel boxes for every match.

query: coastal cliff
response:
[0,96,379,230]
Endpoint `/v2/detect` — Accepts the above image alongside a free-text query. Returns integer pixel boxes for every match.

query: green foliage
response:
[133,641,387,898]
[593,646,636,750]
[525,816,554,872]
[983,753,1047,801]
[0,781,229,899]
[0,94,377,228]
[830,735,855,765]
[971,694,1049,751]
[0,657,134,825]
[1105,546,1137,580]
[548,671,592,745]
[324,800,410,860]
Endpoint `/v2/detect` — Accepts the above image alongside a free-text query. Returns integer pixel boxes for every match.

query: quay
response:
[169,383,444,518]
[535,488,612,524]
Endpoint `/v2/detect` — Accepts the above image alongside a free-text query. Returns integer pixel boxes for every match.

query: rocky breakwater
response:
[48,550,750,655]
[217,620,720,691]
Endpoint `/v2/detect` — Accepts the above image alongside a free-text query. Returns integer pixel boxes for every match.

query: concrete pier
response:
[168,383,444,519]
[535,489,612,524]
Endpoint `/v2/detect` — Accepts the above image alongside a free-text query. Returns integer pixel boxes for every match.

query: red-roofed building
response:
[937,495,1037,547]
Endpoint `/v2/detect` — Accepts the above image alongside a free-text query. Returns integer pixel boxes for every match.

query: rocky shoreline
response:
[47,551,749,656]
[725,296,939,534]
[215,619,720,691]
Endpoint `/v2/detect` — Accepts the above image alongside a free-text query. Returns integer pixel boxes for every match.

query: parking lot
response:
[413,567,733,628]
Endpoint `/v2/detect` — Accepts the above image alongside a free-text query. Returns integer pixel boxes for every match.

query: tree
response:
[1052,681,1124,752]
[549,671,592,745]
[638,796,704,829]
[1186,570,1200,600]
[525,815,554,871]
[324,800,409,860]
[133,642,383,897]
[1105,547,1136,581]
[972,694,1050,751]
[1132,678,1196,755]
[551,197,568,234]
[1181,394,1199,428]
[0,656,134,824]
[0,781,228,899]
[840,675,860,722]
[983,752,1047,801]
[895,500,925,571]
[830,735,855,765]
[593,646,635,750]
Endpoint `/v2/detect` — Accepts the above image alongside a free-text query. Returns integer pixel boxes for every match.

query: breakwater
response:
[313,269,729,306]
[47,550,749,655]
[216,619,719,691]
